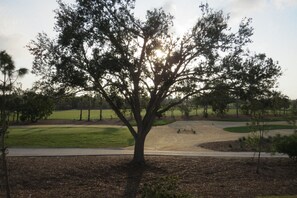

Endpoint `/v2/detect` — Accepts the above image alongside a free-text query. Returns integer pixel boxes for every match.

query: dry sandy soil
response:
[137,120,294,152]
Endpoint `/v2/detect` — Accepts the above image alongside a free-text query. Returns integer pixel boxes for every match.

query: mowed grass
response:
[6,126,134,148]
[49,108,289,121]
[49,110,175,126]
[49,108,219,121]
[224,125,294,133]
[49,109,118,120]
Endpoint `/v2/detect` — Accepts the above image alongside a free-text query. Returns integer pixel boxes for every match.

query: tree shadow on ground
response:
[123,162,146,198]
[123,159,168,197]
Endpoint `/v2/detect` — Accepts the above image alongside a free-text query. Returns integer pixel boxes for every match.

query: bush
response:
[275,134,297,161]
[141,176,192,198]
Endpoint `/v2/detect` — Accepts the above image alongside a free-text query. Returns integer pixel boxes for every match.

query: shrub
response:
[275,134,297,161]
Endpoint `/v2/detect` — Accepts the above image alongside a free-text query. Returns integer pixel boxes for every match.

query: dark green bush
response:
[275,134,297,161]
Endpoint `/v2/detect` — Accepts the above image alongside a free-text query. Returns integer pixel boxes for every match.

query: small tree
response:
[0,50,28,197]
[247,96,273,174]
[248,113,267,174]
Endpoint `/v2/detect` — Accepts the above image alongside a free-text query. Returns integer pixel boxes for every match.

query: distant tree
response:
[177,98,192,118]
[280,96,290,115]
[270,92,290,116]
[192,96,200,116]
[0,50,28,197]
[287,100,297,133]
[54,95,75,110]
[223,52,282,116]
[194,93,211,118]
[79,94,92,121]
[20,91,54,123]
[78,96,84,121]
[6,92,23,123]
[161,97,178,118]
[208,82,232,117]
[28,1,254,164]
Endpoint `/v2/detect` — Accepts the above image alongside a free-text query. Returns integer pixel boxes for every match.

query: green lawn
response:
[49,108,217,120]
[49,109,118,120]
[6,126,134,148]
[48,108,289,122]
[224,125,294,133]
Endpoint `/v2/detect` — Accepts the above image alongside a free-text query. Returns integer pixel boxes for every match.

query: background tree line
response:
[0,89,54,123]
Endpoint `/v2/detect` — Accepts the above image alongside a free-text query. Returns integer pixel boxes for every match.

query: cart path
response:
[8,148,287,158]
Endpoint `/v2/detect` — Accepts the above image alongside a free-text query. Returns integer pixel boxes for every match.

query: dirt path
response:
[135,121,294,152]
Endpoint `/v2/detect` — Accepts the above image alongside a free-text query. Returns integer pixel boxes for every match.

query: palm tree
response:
[0,50,28,198]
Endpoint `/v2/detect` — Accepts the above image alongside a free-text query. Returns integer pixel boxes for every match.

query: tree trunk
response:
[87,108,91,122]
[99,97,103,121]
[99,108,102,121]
[12,113,15,123]
[79,108,83,121]
[1,134,11,198]
[236,99,239,118]
[1,87,11,197]
[16,111,20,123]
[132,133,147,164]
[87,98,91,122]
[256,129,263,174]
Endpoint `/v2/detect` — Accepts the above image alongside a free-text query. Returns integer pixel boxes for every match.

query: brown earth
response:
[5,119,296,197]
[4,156,297,198]
[199,140,271,152]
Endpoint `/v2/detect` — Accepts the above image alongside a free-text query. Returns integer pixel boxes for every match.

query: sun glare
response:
[154,49,166,59]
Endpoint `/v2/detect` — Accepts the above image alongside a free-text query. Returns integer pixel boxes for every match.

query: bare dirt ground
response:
[4,156,297,198]
[4,120,296,197]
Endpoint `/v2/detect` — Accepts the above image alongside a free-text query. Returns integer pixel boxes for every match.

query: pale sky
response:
[0,0,296,99]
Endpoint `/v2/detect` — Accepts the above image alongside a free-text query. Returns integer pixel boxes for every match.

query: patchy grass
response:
[224,125,294,133]
[6,126,134,148]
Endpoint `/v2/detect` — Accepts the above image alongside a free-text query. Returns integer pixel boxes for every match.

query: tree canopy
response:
[28,0,281,164]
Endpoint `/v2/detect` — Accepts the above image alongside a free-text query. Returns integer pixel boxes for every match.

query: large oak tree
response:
[28,0,253,164]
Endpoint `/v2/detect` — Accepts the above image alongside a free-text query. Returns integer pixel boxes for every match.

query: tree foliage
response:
[223,52,282,115]
[20,91,54,123]
[0,50,28,197]
[28,0,274,163]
